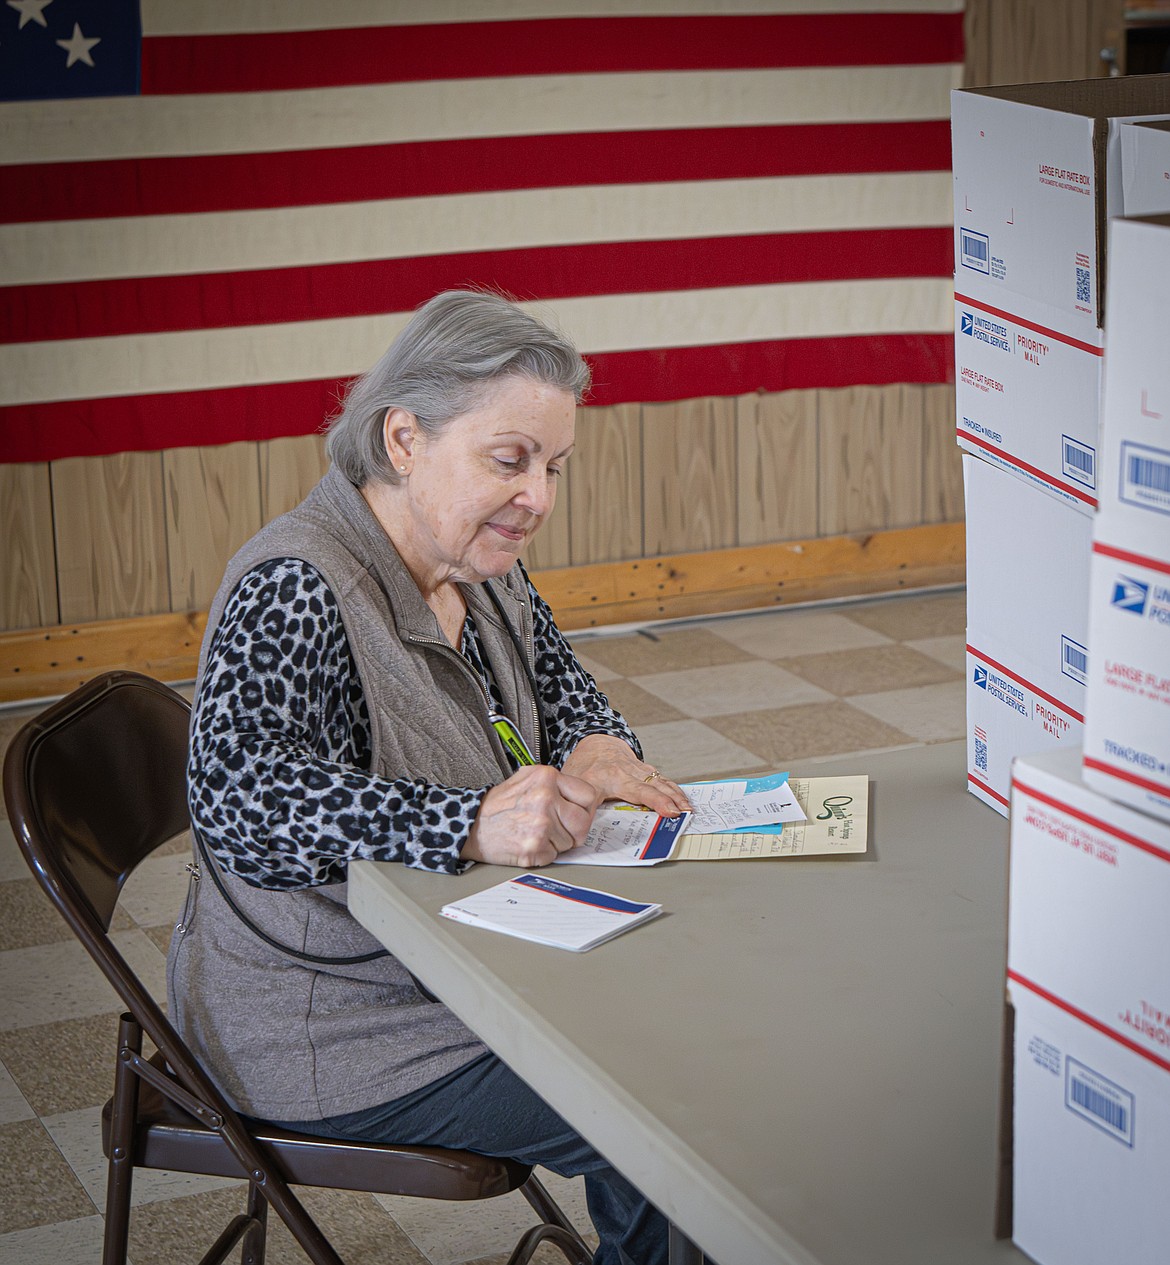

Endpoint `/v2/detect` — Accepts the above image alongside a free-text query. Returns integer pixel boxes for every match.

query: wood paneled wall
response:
[964,0,1124,87]
[2,384,961,635]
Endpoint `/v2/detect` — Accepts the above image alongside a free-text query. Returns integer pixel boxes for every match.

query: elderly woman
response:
[169,290,690,1265]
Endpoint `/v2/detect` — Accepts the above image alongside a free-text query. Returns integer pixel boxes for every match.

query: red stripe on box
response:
[1083,757,1170,804]
[140,13,965,94]
[968,773,1010,808]
[0,333,954,464]
[953,291,1104,356]
[1092,540,1170,577]
[1,227,953,344]
[1012,778,1170,863]
[965,643,1085,723]
[1008,971,1170,1076]
[953,430,1097,507]
[0,121,953,225]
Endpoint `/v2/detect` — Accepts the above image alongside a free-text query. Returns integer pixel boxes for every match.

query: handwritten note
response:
[680,772,806,833]
[555,807,691,867]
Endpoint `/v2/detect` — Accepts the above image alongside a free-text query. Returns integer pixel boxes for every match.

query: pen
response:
[490,712,537,767]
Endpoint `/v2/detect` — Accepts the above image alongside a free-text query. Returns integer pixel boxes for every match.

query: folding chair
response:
[3,670,592,1265]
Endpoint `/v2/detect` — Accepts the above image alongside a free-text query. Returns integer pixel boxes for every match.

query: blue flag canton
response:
[1,0,141,101]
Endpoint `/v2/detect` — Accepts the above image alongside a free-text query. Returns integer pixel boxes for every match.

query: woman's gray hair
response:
[326,289,591,486]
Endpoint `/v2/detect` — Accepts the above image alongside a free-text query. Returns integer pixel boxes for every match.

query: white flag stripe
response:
[0,64,960,165]
[142,0,965,35]
[1,172,953,287]
[1,278,954,407]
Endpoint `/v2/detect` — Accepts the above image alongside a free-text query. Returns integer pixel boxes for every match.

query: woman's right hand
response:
[462,765,596,867]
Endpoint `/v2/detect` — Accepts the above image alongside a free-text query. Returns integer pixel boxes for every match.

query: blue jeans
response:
[272,1052,668,1265]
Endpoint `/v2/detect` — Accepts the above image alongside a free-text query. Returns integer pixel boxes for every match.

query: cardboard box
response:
[967,637,1083,815]
[964,456,1091,814]
[954,291,1102,512]
[952,75,1170,340]
[1008,747,1170,1048]
[1083,524,1170,823]
[1120,119,1170,217]
[1007,748,1170,1264]
[1009,986,1170,1265]
[1097,215,1170,528]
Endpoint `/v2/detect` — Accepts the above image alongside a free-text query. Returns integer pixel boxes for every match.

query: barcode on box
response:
[974,726,988,774]
[1061,635,1088,686]
[1062,435,1096,488]
[960,229,990,274]
[1076,266,1091,305]
[1121,441,1170,515]
[1066,1058,1134,1146]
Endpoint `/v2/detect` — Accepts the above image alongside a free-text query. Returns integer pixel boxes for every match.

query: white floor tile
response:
[117,851,193,929]
[634,721,764,783]
[374,1169,592,1265]
[702,609,892,658]
[905,634,967,673]
[42,1106,241,1210]
[0,1059,35,1125]
[0,1214,106,1265]
[0,930,167,1031]
[849,681,966,743]
[631,660,830,719]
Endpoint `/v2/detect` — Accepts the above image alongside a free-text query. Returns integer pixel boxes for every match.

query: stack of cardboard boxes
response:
[952,76,1170,1265]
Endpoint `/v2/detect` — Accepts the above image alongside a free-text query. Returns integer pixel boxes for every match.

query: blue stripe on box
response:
[640,813,690,860]
[514,873,653,915]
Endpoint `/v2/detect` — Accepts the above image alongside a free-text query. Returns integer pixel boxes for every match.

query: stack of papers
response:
[440,873,661,951]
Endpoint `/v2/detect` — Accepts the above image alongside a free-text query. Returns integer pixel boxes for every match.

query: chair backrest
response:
[4,671,191,933]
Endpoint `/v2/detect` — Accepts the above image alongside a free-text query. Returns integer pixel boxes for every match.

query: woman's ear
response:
[383,407,417,474]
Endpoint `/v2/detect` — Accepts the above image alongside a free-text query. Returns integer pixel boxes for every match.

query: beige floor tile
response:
[0,1214,106,1265]
[129,1184,427,1265]
[143,923,176,956]
[782,644,960,698]
[0,1059,34,1126]
[593,679,687,728]
[44,1105,241,1210]
[631,660,831,719]
[848,681,967,743]
[377,1169,592,1265]
[0,1013,123,1117]
[577,628,753,677]
[0,1118,97,1235]
[701,608,892,658]
[705,702,916,768]
[0,707,45,818]
[0,880,81,952]
[634,720,765,783]
[564,647,622,683]
[0,929,166,1031]
[905,634,968,673]
[845,590,966,641]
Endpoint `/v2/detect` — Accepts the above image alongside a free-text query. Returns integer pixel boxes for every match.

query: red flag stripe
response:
[140,13,965,95]
[1,228,953,345]
[0,333,955,464]
[0,121,952,226]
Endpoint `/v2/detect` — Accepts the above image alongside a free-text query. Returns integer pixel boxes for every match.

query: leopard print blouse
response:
[188,558,639,889]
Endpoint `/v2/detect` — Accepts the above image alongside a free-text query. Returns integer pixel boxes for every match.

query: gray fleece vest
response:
[167,466,542,1120]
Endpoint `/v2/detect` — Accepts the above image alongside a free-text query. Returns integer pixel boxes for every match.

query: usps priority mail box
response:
[1120,120,1170,217]
[1097,215,1170,529]
[954,290,1102,513]
[1008,746,1170,1050]
[1083,522,1170,823]
[1008,985,1170,1265]
[952,75,1170,341]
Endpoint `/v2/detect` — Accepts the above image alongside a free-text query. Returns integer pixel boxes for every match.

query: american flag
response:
[0,0,962,464]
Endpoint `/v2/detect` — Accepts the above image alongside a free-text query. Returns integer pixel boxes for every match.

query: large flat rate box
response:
[1007,748,1170,1265]
[952,75,1170,339]
[1120,119,1170,217]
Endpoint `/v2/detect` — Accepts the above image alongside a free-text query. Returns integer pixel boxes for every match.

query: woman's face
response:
[393,375,576,585]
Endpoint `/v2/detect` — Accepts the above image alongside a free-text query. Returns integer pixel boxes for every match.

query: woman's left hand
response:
[560,734,692,817]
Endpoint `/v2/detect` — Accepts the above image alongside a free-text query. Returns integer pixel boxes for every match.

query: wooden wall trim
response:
[0,523,963,706]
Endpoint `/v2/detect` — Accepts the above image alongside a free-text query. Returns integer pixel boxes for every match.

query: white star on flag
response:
[6,0,53,29]
[56,20,99,67]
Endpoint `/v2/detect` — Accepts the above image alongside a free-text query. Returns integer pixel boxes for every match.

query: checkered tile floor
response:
[0,588,965,1264]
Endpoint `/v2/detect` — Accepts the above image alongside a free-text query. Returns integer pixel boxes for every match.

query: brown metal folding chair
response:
[3,670,592,1265]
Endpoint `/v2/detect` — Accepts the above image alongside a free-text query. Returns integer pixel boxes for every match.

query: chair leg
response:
[506,1223,595,1265]
[241,1181,268,1265]
[102,1015,143,1265]
[517,1176,592,1264]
